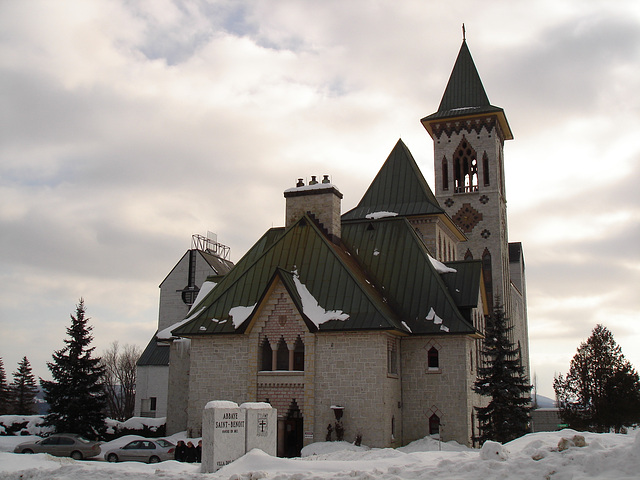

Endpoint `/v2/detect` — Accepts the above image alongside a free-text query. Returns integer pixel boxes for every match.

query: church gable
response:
[341,218,477,335]
[341,139,443,221]
[172,215,405,337]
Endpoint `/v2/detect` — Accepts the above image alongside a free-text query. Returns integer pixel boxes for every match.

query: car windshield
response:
[156,439,173,448]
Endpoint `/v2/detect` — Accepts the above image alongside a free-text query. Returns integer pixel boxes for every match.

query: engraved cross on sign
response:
[257,415,268,435]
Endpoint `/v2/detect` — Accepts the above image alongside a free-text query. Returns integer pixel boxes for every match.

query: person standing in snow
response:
[185,441,196,462]
[196,440,202,462]
[175,440,187,462]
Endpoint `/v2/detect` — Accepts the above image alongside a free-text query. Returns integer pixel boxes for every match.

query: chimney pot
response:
[310,176,318,185]
[296,178,304,187]
[322,175,330,184]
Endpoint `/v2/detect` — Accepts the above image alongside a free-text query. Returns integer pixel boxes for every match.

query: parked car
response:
[13,434,102,460]
[104,438,175,463]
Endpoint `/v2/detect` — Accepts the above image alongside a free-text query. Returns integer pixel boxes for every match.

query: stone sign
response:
[242,402,277,456]
[201,400,277,473]
[201,401,245,473]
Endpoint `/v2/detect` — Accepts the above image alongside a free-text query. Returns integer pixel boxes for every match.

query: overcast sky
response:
[1,0,639,399]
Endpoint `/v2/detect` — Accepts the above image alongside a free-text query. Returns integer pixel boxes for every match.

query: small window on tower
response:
[428,347,439,370]
[442,157,449,191]
[483,154,490,186]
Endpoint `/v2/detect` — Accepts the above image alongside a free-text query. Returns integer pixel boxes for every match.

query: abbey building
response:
[143,38,529,456]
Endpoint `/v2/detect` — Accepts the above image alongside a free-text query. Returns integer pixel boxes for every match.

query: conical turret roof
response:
[421,40,513,140]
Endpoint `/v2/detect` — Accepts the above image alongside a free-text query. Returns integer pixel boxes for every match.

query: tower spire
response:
[462,23,466,41]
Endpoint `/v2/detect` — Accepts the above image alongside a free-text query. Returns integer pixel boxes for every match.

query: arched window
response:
[442,157,449,191]
[429,413,440,436]
[428,347,439,369]
[276,337,289,371]
[483,153,490,186]
[293,336,305,371]
[260,338,273,371]
[454,137,479,193]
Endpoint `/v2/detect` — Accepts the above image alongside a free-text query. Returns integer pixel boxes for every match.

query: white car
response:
[104,438,175,463]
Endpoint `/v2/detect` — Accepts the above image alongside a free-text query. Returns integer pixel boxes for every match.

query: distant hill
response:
[533,394,556,409]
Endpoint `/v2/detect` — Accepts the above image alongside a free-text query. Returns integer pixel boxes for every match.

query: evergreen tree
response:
[473,302,532,444]
[10,356,39,415]
[0,357,12,415]
[41,299,107,438]
[554,324,640,433]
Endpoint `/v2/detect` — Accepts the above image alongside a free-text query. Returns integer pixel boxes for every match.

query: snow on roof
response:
[205,400,239,410]
[228,304,256,329]
[365,211,398,219]
[186,280,217,316]
[240,402,272,410]
[292,270,349,327]
[284,182,339,193]
[426,307,449,332]
[428,255,457,274]
[157,306,206,340]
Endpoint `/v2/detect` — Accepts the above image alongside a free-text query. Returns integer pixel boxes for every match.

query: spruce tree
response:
[41,299,107,438]
[0,357,11,415]
[554,324,640,432]
[10,356,39,415]
[473,302,532,444]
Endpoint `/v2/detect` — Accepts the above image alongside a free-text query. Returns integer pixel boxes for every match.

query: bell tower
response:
[421,37,514,316]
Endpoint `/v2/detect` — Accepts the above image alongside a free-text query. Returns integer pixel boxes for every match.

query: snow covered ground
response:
[1,429,639,480]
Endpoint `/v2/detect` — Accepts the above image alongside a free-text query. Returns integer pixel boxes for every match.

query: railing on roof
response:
[192,232,230,260]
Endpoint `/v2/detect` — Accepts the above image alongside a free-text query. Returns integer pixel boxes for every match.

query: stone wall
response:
[186,335,250,437]
[401,335,477,446]
[134,364,169,418]
[313,331,401,447]
[166,338,191,434]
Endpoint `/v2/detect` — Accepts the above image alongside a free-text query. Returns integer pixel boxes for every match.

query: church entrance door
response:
[277,399,303,457]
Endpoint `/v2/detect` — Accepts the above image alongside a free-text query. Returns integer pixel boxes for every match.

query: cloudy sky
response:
[1,0,639,399]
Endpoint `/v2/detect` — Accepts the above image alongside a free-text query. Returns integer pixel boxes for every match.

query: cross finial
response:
[462,23,466,41]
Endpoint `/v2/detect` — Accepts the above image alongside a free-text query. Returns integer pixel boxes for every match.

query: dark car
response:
[104,438,175,463]
[14,434,102,460]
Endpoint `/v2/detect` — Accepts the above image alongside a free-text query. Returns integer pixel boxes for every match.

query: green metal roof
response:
[341,218,477,335]
[172,215,405,336]
[440,260,483,309]
[137,335,170,366]
[341,139,444,221]
[421,40,513,140]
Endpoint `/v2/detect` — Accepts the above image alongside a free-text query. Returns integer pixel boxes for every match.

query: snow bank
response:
[480,440,509,460]
[2,430,640,480]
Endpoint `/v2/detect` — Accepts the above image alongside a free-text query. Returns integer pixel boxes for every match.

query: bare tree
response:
[100,341,141,421]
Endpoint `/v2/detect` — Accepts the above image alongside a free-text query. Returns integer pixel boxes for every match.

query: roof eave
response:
[421,110,514,141]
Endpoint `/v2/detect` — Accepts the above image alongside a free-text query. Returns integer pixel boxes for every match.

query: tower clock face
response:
[452,203,483,232]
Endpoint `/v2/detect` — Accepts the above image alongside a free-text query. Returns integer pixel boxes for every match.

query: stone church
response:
[158,38,529,455]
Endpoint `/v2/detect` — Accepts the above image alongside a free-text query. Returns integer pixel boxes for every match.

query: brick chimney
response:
[284,175,343,241]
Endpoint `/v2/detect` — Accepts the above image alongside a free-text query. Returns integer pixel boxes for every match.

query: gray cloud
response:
[1,0,639,399]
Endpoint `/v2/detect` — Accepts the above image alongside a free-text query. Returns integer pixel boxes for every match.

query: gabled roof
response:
[341,218,477,335]
[159,248,234,288]
[172,215,405,336]
[421,40,513,140]
[137,335,170,366]
[440,260,484,311]
[341,139,444,221]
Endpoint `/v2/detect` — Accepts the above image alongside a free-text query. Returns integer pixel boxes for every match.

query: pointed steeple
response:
[421,39,513,140]
[341,139,444,221]
[437,40,491,113]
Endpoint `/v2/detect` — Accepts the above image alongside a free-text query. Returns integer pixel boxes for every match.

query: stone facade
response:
[134,365,169,418]
[401,335,483,445]
[171,274,484,448]
[431,118,530,382]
